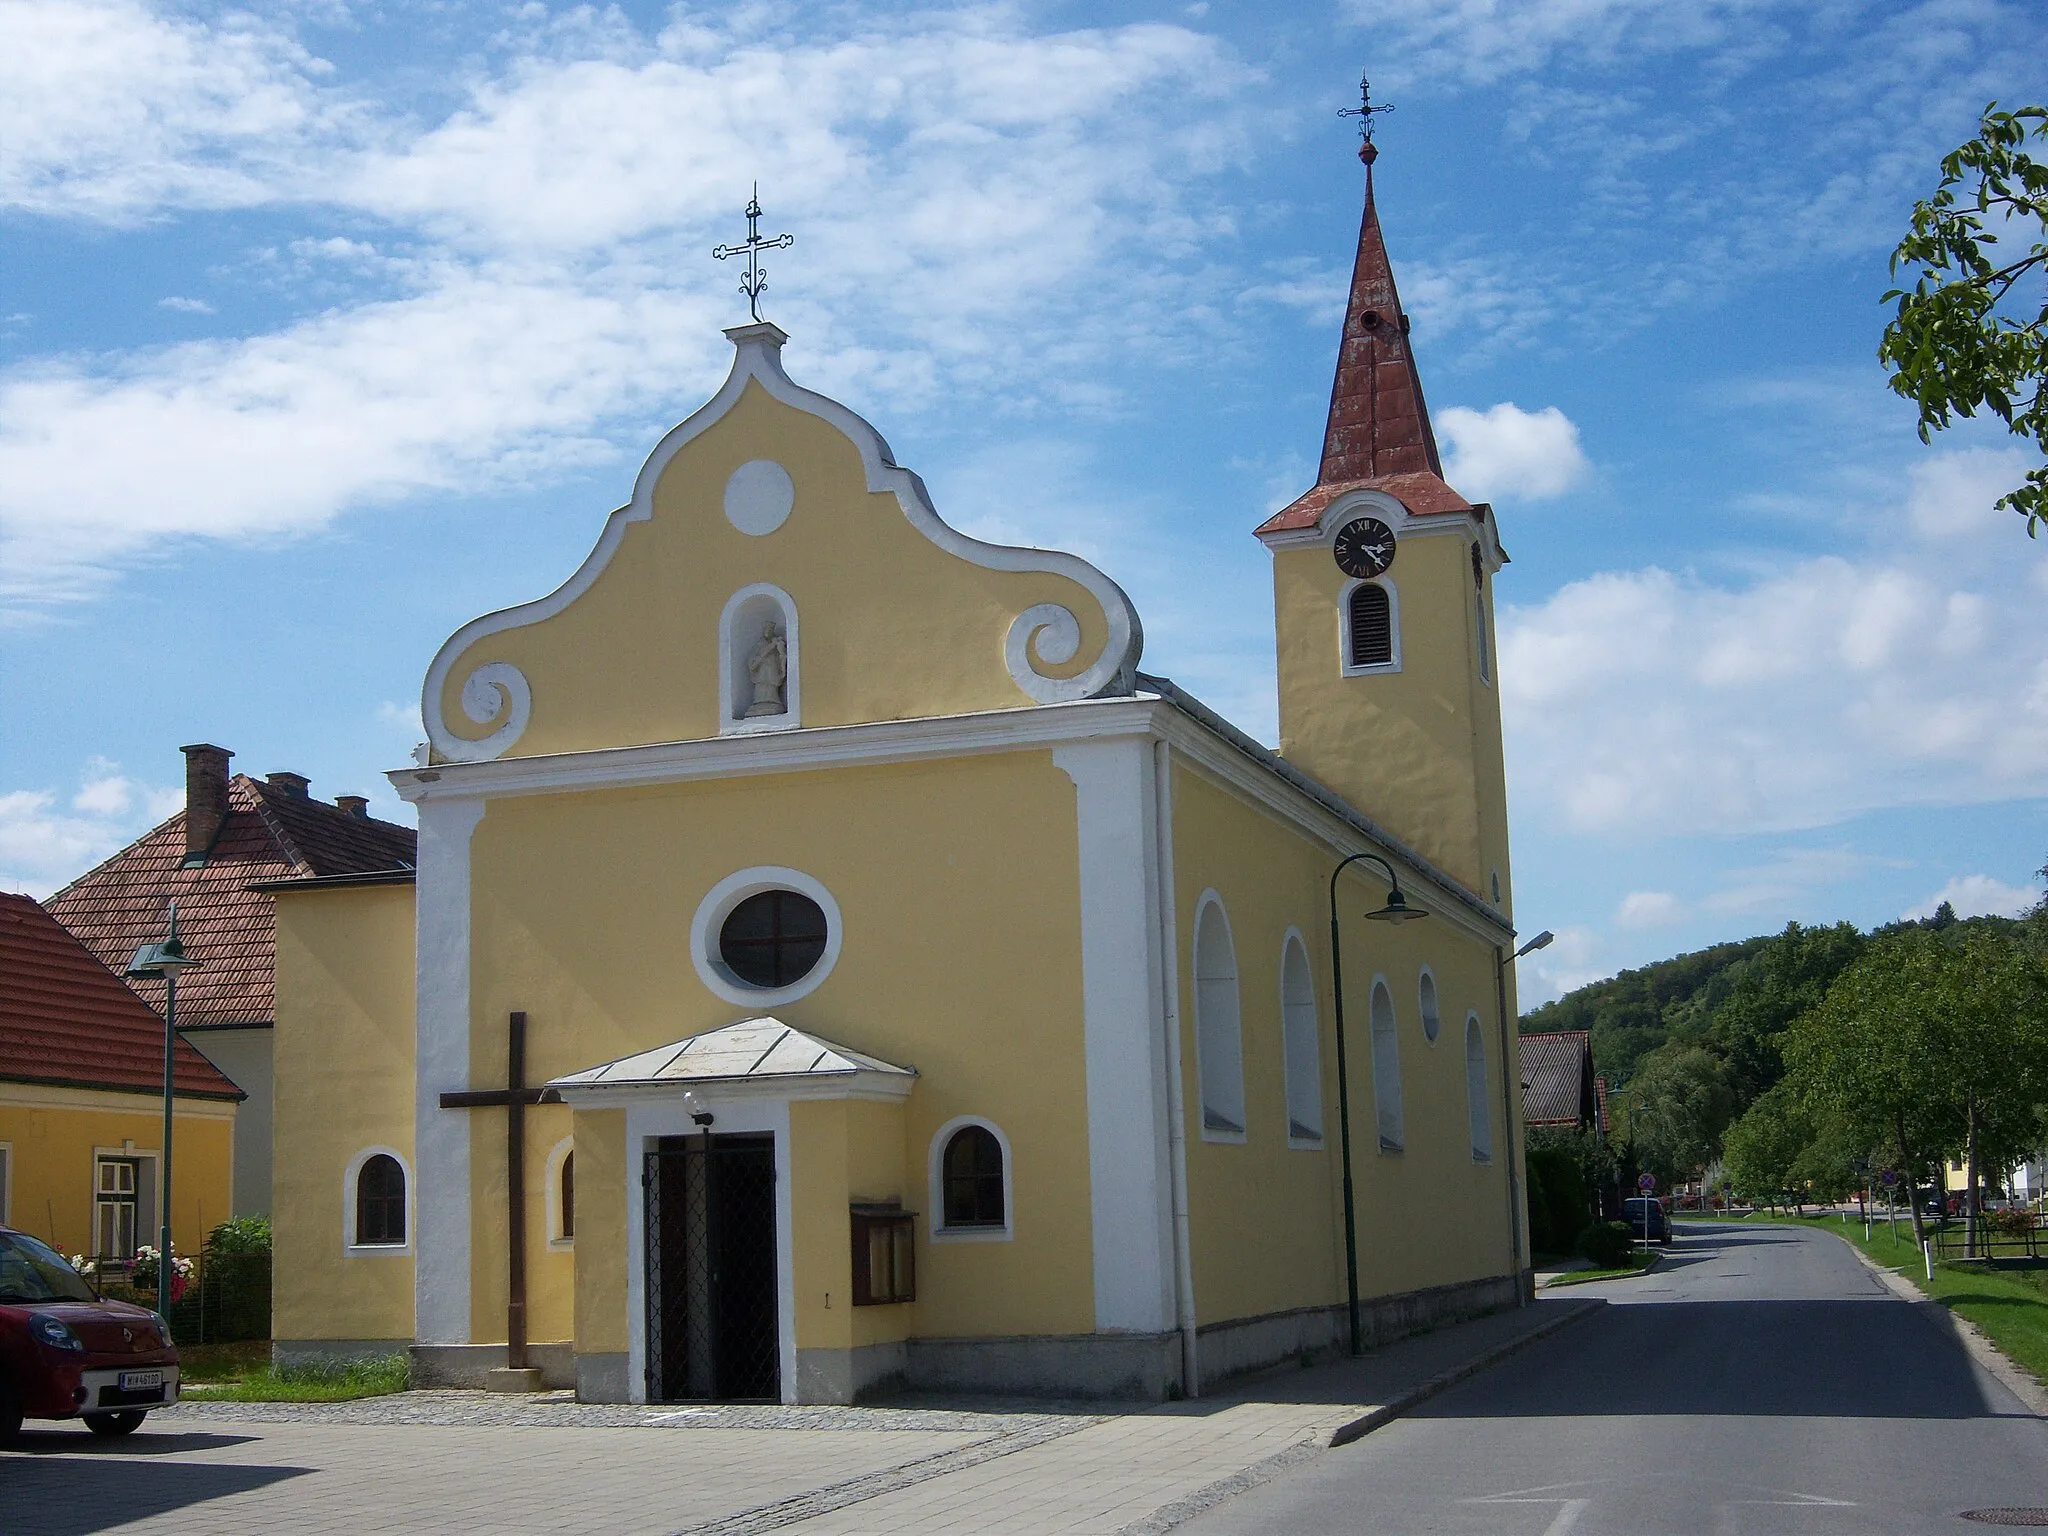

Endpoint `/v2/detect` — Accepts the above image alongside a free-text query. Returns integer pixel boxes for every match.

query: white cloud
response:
[0,5,1265,614]
[1439,402,1591,501]
[0,757,174,896]
[1615,890,1682,929]
[1517,924,1608,1004]
[1346,0,1770,86]
[157,295,215,314]
[1500,448,2048,837]
[1906,874,2039,922]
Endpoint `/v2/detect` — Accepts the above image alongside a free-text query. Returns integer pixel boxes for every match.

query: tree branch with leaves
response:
[1881,104,2048,534]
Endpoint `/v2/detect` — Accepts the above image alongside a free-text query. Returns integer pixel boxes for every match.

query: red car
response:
[1,1225,180,1442]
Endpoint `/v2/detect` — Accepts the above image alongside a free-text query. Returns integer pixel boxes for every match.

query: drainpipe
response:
[1154,739,1199,1397]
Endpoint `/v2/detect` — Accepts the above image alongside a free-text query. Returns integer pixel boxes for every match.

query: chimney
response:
[335,795,369,820]
[181,743,233,856]
[266,772,311,798]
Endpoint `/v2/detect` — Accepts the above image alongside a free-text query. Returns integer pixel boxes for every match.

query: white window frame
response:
[1338,577,1402,676]
[343,1146,414,1256]
[545,1137,575,1250]
[1192,890,1247,1143]
[689,864,844,1009]
[928,1115,1014,1243]
[718,581,801,735]
[1279,929,1324,1149]
[1465,1013,1494,1162]
[1418,965,1442,1044]
[1368,976,1404,1152]
[91,1147,156,1262]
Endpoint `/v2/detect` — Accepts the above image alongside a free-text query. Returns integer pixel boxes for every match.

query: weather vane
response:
[712,184,794,322]
[1338,71,1394,162]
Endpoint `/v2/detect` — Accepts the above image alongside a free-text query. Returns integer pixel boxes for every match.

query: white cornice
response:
[420,324,1144,762]
[1258,487,1505,573]
[389,689,1512,946]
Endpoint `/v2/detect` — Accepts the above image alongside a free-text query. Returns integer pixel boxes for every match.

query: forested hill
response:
[1520,925,1861,1091]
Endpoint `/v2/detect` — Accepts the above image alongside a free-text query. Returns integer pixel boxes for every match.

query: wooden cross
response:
[439,1011,559,1372]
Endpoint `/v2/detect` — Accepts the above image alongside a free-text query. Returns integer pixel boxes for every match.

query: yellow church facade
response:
[271,156,1531,1403]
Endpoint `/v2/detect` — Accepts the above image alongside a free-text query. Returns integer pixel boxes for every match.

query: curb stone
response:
[1818,1225,2048,1418]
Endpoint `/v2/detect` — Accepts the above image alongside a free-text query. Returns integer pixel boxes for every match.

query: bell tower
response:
[1255,127,1512,909]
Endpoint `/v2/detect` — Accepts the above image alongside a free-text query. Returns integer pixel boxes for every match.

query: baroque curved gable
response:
[422,323,1143,762]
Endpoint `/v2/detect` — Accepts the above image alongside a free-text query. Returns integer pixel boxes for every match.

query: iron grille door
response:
[644,1135,777,1402]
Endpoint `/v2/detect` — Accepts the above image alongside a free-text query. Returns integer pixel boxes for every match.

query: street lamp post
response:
[1496,930,1553,1302]
[1328,851,1429,1356]
[126,901,200,1319]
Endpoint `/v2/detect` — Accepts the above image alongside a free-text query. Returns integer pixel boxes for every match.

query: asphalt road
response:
[1179,1220,2048,1535]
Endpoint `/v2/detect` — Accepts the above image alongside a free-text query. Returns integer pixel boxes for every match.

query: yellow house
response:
[272,142,1533,1403]
[0,894,240,1267]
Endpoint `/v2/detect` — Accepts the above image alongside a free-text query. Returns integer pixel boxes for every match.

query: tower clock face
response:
[1332,517,1396,578]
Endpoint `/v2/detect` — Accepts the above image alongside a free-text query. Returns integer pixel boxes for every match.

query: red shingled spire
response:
[1319,142,1442,484]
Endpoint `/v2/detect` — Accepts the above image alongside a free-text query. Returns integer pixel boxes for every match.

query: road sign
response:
[1881,1168,1898,1187]
[1638,1172,1656,1192]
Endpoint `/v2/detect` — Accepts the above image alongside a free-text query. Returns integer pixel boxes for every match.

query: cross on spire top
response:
[1337,71,1394,164]
[712,183,794,323]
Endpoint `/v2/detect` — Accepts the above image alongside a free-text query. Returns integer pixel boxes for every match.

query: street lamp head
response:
[1514,930,1555,960]
[1363,884,1429,924]
[125,901,201,980]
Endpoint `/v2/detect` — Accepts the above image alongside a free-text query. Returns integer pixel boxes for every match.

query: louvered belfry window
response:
[1349,583,1393,668]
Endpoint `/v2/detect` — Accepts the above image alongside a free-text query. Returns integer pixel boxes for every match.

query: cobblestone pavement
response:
[1,1299,1594,1536]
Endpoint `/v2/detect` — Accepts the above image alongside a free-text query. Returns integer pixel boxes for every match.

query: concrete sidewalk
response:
[10,1296,1596,1536]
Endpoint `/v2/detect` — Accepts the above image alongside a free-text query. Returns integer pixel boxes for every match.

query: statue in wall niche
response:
[744,622,788,717]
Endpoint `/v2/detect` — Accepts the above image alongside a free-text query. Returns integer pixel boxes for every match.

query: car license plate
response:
[119,1370,162,1391]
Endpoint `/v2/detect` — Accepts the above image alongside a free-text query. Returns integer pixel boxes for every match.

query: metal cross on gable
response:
[712,183,794,323]
[1338,70,1395,149]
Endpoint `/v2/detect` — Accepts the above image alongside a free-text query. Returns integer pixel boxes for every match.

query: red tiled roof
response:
[1521,1029,1597,1128]
[0,893,242,1100]
[45,775,415,1030]
[1256,150,1481,539]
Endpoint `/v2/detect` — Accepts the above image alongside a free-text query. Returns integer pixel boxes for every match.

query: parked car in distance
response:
[0,1225,180,1442]
[1621,1197,1670,1244]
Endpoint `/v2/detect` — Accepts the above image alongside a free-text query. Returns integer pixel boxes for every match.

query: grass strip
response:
[1780,1214,2048,1388]
[182,1353,410,1402]
[1546,1251,1661,1287]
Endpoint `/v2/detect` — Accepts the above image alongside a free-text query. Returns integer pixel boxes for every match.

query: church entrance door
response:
[644,1133,780,1402]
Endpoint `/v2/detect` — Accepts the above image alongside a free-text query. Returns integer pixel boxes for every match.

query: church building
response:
[270,137,1532,1404]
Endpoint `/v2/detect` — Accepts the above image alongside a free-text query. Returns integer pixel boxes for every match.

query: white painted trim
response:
[1465,1012,1494,1163]
[1367,973,1404,1153]
[1338,577,1401,677]
[927,1116,1016,1244]
[414,796,486,1344]
[545,1137,574,1249]
[0,1083,235,1118]
[1258,485,1507,569]
[342,1146,414,1256]
[1190,889,1246,1145]
[624,1097,796,1405]
[1052,740,1176,1332]
[717,582,802,735]
[1153,739,1199,1396]
[420,323,1142,761]
[89,1146,158,1261]
[392,691,1513,950]
[688,866,843,1009]
[553,1072,912,1108]
[1278,928,1325,1150]
[1417,964,1442,1045]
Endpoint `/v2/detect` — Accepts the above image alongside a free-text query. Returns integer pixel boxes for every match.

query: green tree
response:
[1722,1082,1810,1211]
[1880,104,2048,535]
[1704,922,1866,1106]
[1625,1045,1737,1189]
[1784,926,2048,1251]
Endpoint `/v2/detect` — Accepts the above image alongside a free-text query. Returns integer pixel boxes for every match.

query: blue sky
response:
[3,0,2045,1003]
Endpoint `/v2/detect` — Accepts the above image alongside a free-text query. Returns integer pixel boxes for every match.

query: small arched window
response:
[357,1154,406,1247]
[1369,979,1404,1151]
[1349,582,1394,669]
[1418,969,1441,1043]
[942,1126,1005,1229]
[1466,1015,1493,1161]
[1281,933,1322,1144]
[1194,896,1246,1139]
[560,1151,575,1240]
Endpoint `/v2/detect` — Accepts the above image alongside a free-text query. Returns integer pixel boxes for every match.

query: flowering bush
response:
[131,1244,195,1303]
